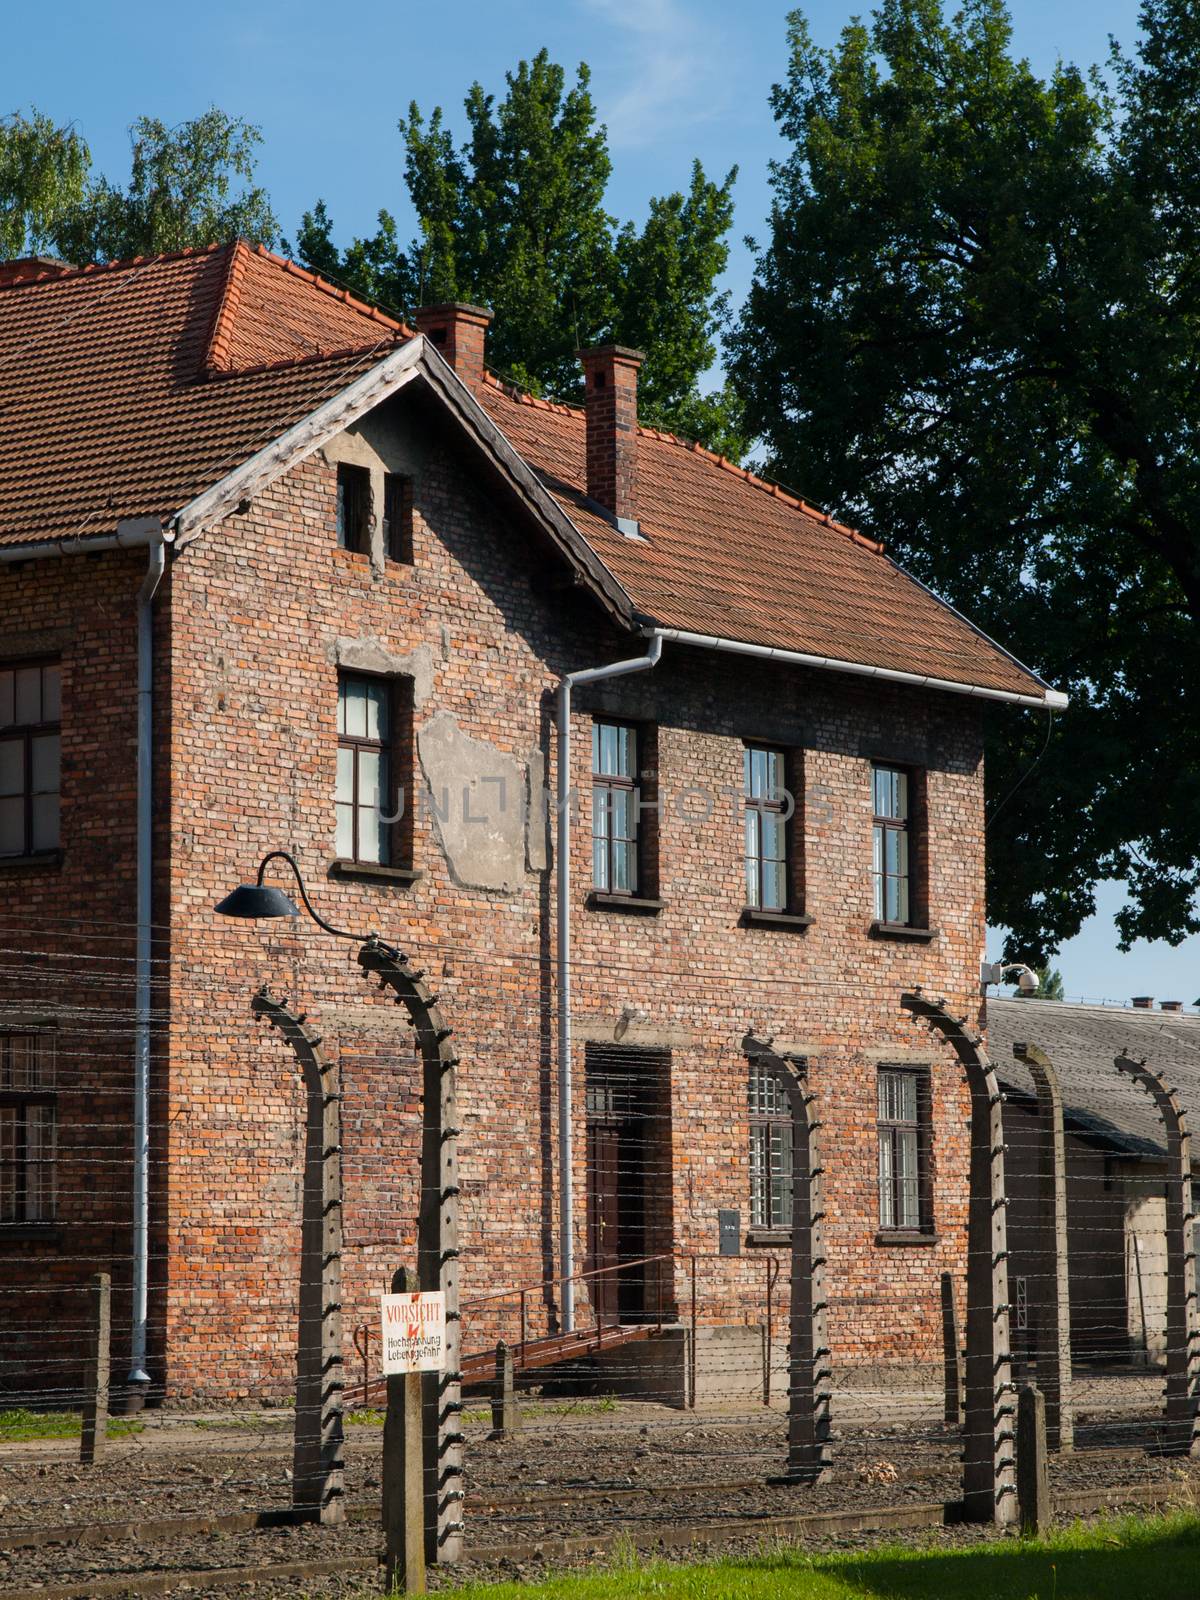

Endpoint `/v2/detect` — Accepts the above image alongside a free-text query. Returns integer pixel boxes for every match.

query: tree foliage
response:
[0,110,89,258]
[0,108,275,266]
[51,110,276,263]
[729,0,1200,959]
[289,52,744,453]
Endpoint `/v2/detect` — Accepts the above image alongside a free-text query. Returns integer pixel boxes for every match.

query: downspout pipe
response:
[556,633,662,1334]
[0,518,170,1402]
[129,525,169,1402]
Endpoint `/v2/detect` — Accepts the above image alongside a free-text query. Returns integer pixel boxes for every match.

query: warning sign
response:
[379,1290,446,1375]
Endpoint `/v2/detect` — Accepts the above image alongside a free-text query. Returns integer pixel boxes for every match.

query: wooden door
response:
[587,1120,621,1325]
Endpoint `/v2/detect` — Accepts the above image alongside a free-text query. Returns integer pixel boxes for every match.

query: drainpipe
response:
[0,518,169,1403]
[556,633,662,1334]
[127,527,168,1405]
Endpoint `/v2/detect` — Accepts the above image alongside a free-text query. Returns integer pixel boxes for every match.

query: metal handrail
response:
[349,1248,783,1408]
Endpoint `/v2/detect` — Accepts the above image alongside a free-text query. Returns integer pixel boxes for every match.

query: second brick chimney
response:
[579,344,644,536]
[413,303,493,389]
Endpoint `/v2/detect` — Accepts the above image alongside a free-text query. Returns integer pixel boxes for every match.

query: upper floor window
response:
[592,721,639,894]
[744,746,789,912]
[336,463,370,554]
[749,1058,793,1232]
[0,661,61,858]
[0,1032,56,1224]
[383,473,414,564]
[872,765,910,925]
[337,675,392,865]
[877,1066,931,1234]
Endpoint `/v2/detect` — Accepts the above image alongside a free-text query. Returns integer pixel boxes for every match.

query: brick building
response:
[0,243,1063,1404]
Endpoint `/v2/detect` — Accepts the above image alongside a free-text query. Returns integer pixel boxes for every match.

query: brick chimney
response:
[413,303,493,388]
[0,256,73,287]
[1160,1000,1183,1012]
[1132,996,1154,1009]
[579,344,644,535]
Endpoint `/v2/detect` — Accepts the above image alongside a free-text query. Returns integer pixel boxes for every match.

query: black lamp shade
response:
[214,882,301,920]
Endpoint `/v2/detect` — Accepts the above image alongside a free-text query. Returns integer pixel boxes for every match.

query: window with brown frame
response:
[335,673,414,867]
[0,1032,56,1225]
[876,1066,933,1234]
[744,745,791,911]
[336,463,370,554]
[749,1057,794,1231]
[592,721,640,894]
[383,473,414,564]
[0,661,61,859]
[872,764,911,925]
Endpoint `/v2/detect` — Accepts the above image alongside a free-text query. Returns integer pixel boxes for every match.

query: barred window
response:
[0,1032,56,1224]
[877,1067,931,1233]
[749,1060,793,1231]
[592,722,639,894]
[0,661,61,859]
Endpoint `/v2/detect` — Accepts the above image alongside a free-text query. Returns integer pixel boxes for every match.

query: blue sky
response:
[7,0,1195,1005]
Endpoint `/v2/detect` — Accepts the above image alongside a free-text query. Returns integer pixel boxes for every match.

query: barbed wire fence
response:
[0,911,1198,1592]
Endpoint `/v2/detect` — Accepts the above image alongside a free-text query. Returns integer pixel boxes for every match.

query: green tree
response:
[289,51,742,452]
[50,109,276,263]
[0,110,89,258]
[1015,966,1065,1001]
[729,0,1200,960]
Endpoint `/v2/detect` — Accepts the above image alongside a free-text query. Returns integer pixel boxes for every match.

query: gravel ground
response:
[0,1394,1193,1597]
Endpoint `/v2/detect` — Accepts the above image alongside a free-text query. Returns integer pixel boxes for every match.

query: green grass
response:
[416,1512,1200,1600]
[0,1407,143,1441]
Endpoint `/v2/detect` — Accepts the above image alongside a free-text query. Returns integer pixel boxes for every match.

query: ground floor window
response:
[877,1065,931,1232]
[0,1031,55,1224]
[749,1058,793,1231]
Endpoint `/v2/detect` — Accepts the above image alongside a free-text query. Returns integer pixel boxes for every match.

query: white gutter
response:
[0,515,169,1404]
[645,628,1068,710]
[557,634,663,1334]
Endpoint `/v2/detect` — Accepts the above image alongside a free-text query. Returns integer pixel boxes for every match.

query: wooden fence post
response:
[383,1267,426,1595]
[1017,1383,1050,1536]
[490,1341,519,1438]
[79,1272,111,1465]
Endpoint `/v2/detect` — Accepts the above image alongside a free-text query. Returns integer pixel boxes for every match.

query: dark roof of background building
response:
[989,996,1200,1162]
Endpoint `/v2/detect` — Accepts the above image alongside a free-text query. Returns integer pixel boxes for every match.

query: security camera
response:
[1015,967,1038,994]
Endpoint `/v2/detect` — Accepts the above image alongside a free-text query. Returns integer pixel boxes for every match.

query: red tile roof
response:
[0,243,405,548]
[476,378,1045,699]
[0,241,1047,700]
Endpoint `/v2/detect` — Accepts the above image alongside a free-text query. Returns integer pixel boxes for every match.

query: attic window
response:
[383,474,414,565]
[336,463,370,555]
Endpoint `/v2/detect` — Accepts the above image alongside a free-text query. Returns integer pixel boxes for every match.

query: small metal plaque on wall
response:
[718,1209,741,1257]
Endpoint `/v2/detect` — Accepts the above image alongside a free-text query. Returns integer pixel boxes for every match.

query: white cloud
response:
[581,0,731,148]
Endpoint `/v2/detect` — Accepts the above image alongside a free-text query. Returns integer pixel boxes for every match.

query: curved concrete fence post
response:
[1012,1041,1074,1451]
[743,1034,832,1483]
[251,985,345,1524]
[1114,1054,1200,1457]
[902,988,1017,1524]
[359,938,464,1562]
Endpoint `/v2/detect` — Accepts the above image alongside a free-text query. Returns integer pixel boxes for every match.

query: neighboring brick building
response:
[0,244,1063,1404]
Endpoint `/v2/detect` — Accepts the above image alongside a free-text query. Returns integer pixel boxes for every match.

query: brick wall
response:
[1,381,988,1399]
